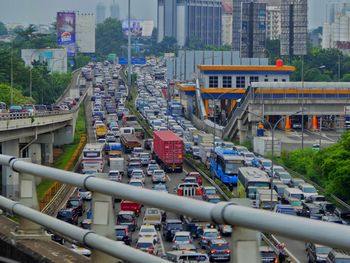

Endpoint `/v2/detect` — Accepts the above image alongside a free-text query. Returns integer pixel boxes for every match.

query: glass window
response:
[236,76,246,88]
[274,79,278,82]
[249,76,259,83]
[264,78,269,82]
[209,76,218,88]
[222,76,232,88]
[282,79,287,82]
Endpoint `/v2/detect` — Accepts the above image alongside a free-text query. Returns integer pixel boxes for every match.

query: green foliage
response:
[0,83,34,105]
[342,74,350,82]
[73,54,91,70]
[281,132,350,203]
[186,36,204,50]
[265,39,280,64]
[96,18,124,59]
[0,22,8,36]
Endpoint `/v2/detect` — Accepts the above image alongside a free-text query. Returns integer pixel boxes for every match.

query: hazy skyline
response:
[0,0,328,29]
[0,0,157,25]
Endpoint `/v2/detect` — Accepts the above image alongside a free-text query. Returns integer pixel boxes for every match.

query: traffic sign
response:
[118,57,146,65]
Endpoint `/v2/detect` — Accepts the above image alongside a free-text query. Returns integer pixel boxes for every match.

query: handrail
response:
[1,154,350,251]
[0,195,168,263]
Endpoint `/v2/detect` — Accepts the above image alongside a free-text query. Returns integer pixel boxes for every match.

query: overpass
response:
[220,82,350,142]
[0,70,88,200]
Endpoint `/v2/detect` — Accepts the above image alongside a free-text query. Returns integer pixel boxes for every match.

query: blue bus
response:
[167,101,183,117]
[209,148,245,188]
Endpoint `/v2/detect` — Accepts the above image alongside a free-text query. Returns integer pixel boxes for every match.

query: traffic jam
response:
[53,58,349,263]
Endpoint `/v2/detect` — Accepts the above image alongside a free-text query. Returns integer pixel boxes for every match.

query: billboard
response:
[122,20,154,37]
[57,12,76,45]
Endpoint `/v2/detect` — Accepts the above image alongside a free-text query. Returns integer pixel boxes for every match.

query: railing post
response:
[230,199,260,263]
[12,158,49,240]
[91,175,121,263]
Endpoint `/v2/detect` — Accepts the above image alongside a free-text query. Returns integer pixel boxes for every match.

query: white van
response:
[119,127,135,135]
[283,187,304,203]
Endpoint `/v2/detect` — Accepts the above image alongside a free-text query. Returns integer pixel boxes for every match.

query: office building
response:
[222,0,233,45]
[323,11,350,54]
[232,0,251,52]
[266,5,281,40]
[157,0,222,47]
[280,0,308,56]
[96,2,106,24]
[76,13,96,54]
[240,2,267,58]
[110,0,119,19]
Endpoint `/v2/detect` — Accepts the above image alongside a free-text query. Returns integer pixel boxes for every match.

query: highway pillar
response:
[11,159,49,240]
[227,99,232,114]
[312,115,318,131]
[91,175,120,263]
[28,144,41,165]
[231,99,236,110]
[231,199,260,263]
[285,115,291,130]
[1,139,19,199]
[53,125,74,146]
[238,119,247,144]
[44,143,53,164]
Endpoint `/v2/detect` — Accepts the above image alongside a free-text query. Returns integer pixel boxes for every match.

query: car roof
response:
[118,210,135,215]
[210,239,228,244]
[137,237,155,243]
[203,228,218,232]
[166,219,182,223]
[115,225,128,229]
[174,231,191,235]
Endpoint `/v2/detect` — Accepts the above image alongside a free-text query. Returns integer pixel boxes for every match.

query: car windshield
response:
[175,236,189,241]
[118,214,133,222]
[279,173,291,179]
[205,189,216,195]
[208,198,221,204]
[262,161,272,167]
[130,182,142,187]
[211,243,229,250]
[204,231,218,237]
[68,200,79,207]
[141,228,155,233]
[304,187,317,193]
[115,229,126,236]
[168,223,183,230]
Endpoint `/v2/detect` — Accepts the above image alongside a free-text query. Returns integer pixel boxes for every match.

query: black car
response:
[47,230,65,245]
[66,197,84,216]
[127,161,142,177]
[56,208,78,225]
[163,219,183,241]
[301,202,324,219]
[144,139,153,150]
[306,243,332,263]
[206,239,231,262]
[260,246,277,263]
[115,225,132,245]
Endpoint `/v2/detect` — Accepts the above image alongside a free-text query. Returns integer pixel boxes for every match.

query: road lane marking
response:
[158,231,166,256]
[166,174,171,182]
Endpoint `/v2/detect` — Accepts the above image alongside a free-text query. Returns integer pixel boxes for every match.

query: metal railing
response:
[1,154,350,253]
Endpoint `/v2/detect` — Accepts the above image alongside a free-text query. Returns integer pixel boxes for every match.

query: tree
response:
[304,68,321,81]
[158,37,177,53]
[0,84,34,105]
[265,39,280,65]
[0,22,8,36]
[74,54,91,70]
[343,74,350,82]
[186,36,204,50]
[96,18,124,59]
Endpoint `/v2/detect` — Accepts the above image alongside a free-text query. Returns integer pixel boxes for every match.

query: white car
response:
[71,244,91,257]
[298,183,318,199]
[242,152,256,166]
[147,163,159,176]
[129,179,144,188]
[108,170,122,182]
[139,225,158,242]
[131,169,145,182]
[77,188,91,200]
[136,237,158,255]
[172,231,192,249]
[152,170,166,184]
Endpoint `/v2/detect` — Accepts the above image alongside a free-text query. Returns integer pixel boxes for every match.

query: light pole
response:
[10,42,14,105]
[127,0,132,93]
[245,110,301,210]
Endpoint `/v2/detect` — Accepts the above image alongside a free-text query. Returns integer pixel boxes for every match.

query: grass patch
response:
[37,104,86,201]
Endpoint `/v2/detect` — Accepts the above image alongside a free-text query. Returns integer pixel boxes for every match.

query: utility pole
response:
[10,43,14,105]
[127,0,132,96]
[301,55,304,150]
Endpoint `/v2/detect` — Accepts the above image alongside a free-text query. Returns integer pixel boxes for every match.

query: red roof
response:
[154,130,182,142]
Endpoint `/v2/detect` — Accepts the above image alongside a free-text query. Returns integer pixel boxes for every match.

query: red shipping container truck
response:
[152,130,184,173]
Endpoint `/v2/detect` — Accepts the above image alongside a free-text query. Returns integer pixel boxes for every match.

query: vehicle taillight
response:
[196,188,203,196]
[177,188,183,196]
[125,228,129,236]
[224,249,231,254]
[211,250,217,254]
[274,258,278,263]
[148,248,154,254]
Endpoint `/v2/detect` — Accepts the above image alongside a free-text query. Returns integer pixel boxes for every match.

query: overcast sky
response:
[0,0,327,29]
[0,0,157,25]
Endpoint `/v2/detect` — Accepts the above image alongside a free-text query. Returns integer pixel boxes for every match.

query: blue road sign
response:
[118,57,146,65]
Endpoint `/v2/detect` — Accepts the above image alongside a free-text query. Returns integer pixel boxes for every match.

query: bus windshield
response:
[225,161,243,174]
[83,151,101,158]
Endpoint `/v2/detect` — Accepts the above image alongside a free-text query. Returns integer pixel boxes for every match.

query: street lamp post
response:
[245,110,301,210]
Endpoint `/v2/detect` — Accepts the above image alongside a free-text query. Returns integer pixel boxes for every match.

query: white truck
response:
[109,157,125,176]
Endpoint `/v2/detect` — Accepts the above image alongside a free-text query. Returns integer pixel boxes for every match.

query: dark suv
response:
[306,243,331,263]
[163,219,184,242]
[56,208,78,225]
[206,238,231,262]
[66,197,84,216]
[115,225,132,245]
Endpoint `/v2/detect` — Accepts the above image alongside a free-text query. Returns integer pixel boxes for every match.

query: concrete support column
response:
[312,115,318,131]
[231,199,260,263]
[54,125,74,146]
[91,175,119,263]
[28,144,42,165]
[44,143,54,164]
[2,139,19,199]
[231,99,236,110]
[285,115,291,130]
[238,119,247,144]
[11,159,48,240]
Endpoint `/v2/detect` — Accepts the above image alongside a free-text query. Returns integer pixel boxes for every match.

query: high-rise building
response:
[266,5,281,40]
[96,2,106,24]
[76,13,96,54]
[222,0,233,45]
[240,2,267,58]
[323,10,350,54]
[232,0,251,52]
[110,0,119,19]
[157,0,222,47]
[280,0,308,56]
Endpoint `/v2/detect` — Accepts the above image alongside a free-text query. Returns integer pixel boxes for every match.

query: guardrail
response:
[1,155,350,253]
